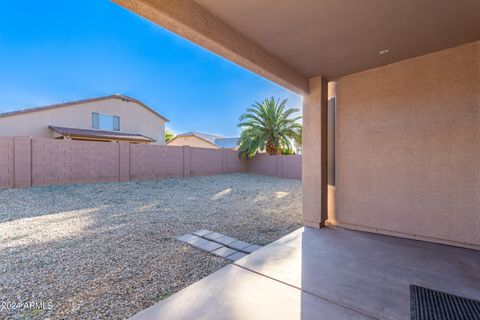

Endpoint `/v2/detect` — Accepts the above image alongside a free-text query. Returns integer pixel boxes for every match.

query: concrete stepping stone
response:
[243,244,262,253]
[227,252,247,261]
[176,233,198,242]
[187,237,224,252]
[178,231,261,261]
[211,247,238,258]
[204,232,225,241]
[192,229,213,237]
[229,240,251,251]
[215,236,238,246]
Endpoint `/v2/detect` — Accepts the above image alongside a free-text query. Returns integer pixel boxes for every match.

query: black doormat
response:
[410,285,480,320]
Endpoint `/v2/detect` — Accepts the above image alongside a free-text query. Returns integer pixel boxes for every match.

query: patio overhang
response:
[49,125,155,143]
[112,0,480,90]
[112,0,309,95]
[112,0,480,249]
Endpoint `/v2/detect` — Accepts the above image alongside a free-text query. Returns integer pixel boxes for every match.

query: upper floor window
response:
[92,113,120,131]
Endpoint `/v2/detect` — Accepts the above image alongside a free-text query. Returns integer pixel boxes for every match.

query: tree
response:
[164,129,175,143]
[238,97,302,157]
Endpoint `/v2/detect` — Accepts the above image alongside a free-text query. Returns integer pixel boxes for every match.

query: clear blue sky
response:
[0,0,301,137]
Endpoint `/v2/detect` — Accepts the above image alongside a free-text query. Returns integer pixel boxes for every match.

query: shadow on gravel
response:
[0,173,302,320]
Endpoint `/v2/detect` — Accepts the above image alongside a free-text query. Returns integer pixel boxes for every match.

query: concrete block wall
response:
[14,137,32,187]
[130,144,184,180]
[190,147,223,176]
[0,137,14,188]
[248,153,276,177]
[118,142,130,182]
[0,136,301,189]
[32,138,119,186]
[248,154,302,179]
[222,149,247,173]
[280,155,302,179]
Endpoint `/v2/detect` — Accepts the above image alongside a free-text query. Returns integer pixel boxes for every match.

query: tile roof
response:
[0,94,169,122]
[49,126,155,142]
[176,131,239,149]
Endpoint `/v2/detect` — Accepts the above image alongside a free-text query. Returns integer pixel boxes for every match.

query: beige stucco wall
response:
[334,41,479,249]
[167,136,219,149]
[0,98,166,144]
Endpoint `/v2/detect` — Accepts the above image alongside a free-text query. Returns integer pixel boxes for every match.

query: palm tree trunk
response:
[266,140,277,155]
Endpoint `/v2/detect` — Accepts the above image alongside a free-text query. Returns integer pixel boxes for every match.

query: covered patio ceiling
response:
[195,0,480,79]
[113,0,480,94]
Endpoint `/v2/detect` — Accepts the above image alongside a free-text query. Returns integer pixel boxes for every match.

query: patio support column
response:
[302,76,328,228]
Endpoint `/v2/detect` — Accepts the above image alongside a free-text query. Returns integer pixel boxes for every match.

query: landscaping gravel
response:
[0,173,302,319]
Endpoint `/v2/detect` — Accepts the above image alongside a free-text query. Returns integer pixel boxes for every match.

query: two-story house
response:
[0,94,168,144]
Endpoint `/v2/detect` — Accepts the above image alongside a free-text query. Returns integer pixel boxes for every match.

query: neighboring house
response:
[0,94,168,144]
[167,131,239,149]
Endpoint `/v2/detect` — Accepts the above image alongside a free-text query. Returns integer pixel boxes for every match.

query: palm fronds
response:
[238,97,302,157]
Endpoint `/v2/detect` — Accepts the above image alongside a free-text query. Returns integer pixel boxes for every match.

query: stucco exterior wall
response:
[335,41,479,249]
[0,98,166,144]
[167,136,219,149]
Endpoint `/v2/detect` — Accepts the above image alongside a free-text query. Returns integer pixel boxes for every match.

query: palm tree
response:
[238,97,302,157]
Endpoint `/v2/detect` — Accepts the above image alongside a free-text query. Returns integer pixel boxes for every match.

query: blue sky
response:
[0,0,301,137]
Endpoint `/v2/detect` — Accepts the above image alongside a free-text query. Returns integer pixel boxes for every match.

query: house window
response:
[92,113,120,131]
[113,116,120,131]
[92,113,99,129]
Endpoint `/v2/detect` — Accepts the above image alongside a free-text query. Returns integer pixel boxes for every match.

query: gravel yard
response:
[0,173,301,319]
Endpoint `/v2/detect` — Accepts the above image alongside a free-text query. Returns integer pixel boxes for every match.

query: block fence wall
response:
[0,137,301,188]
[247,153,302,179]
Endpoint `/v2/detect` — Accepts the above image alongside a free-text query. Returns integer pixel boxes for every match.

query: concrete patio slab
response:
[129,264,372,320]
[229,240,251,251]
[143,227,480,320]
[236,227,480,320]
[211,247,238,258]
[227,252,247,261]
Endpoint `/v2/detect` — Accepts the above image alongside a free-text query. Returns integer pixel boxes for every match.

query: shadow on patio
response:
[130,227,480,319]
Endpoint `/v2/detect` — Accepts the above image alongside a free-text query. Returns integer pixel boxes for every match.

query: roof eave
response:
[0,94,169,122]
[49,126,156,143]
